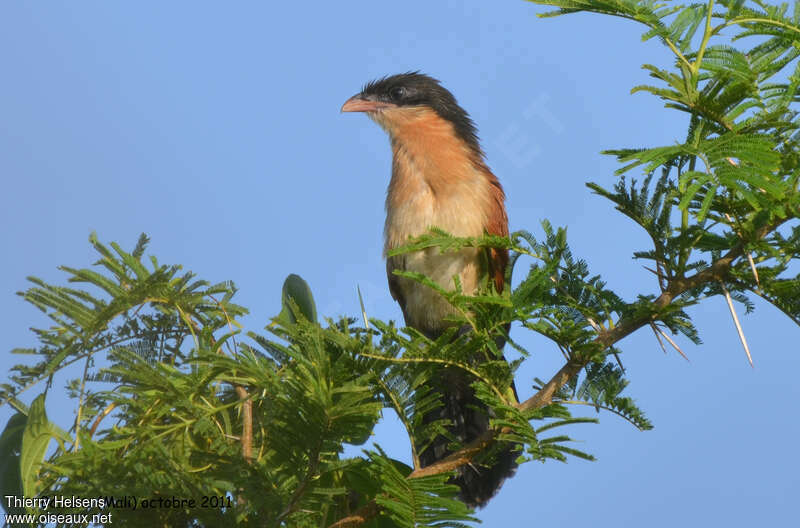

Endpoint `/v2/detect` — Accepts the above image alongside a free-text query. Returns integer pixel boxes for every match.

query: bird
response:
[341,72,518,508]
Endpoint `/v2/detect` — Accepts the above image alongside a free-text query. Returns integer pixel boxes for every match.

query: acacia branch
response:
[327,235,773,528]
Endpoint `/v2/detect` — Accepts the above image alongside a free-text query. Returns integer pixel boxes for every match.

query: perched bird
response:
[342,72,517,508]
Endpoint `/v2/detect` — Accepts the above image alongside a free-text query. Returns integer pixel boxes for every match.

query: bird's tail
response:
[417,365,519,509]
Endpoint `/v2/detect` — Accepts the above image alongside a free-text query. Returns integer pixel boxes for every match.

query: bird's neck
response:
[382,108,493,253]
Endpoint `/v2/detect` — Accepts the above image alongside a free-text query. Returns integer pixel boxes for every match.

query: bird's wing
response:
[488,247,509,293]
[386,255,409,319]
[484,171,509,293]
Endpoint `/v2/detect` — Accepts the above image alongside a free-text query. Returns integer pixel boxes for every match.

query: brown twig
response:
[89,402,118,436]
[328,503,381,528]
[235,386,254,462]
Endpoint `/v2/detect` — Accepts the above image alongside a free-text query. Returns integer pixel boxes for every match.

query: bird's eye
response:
[389,86,406,100]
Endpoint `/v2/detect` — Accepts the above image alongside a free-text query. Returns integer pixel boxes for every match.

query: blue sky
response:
[1,1,798,526]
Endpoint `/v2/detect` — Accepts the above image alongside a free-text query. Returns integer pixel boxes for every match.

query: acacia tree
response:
[1,1,799,526]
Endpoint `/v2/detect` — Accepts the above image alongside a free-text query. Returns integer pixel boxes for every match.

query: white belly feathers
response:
[384,162,489,334]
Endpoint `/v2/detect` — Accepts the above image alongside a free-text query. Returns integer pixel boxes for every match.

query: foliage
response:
[2,1,799,526]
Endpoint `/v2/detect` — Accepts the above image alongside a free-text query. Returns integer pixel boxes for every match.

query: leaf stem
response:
[694,0,716,74]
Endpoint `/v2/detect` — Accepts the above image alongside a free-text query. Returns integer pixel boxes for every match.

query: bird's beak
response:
[341,94,396,113]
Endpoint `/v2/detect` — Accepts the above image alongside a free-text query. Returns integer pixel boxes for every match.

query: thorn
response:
[652,322,690,362]
[722,211,760,293]
[655,260,668,292]
[746,252,760,291]
[720,281,754,368]
[650,322,668,355]
[642,265,660,277]
[357,285,370,330]
[586,317,603,333]
[612,352,625,372]
[643,264,667,292]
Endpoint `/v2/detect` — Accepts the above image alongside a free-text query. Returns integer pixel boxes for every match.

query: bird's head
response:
[341,72,481,153]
